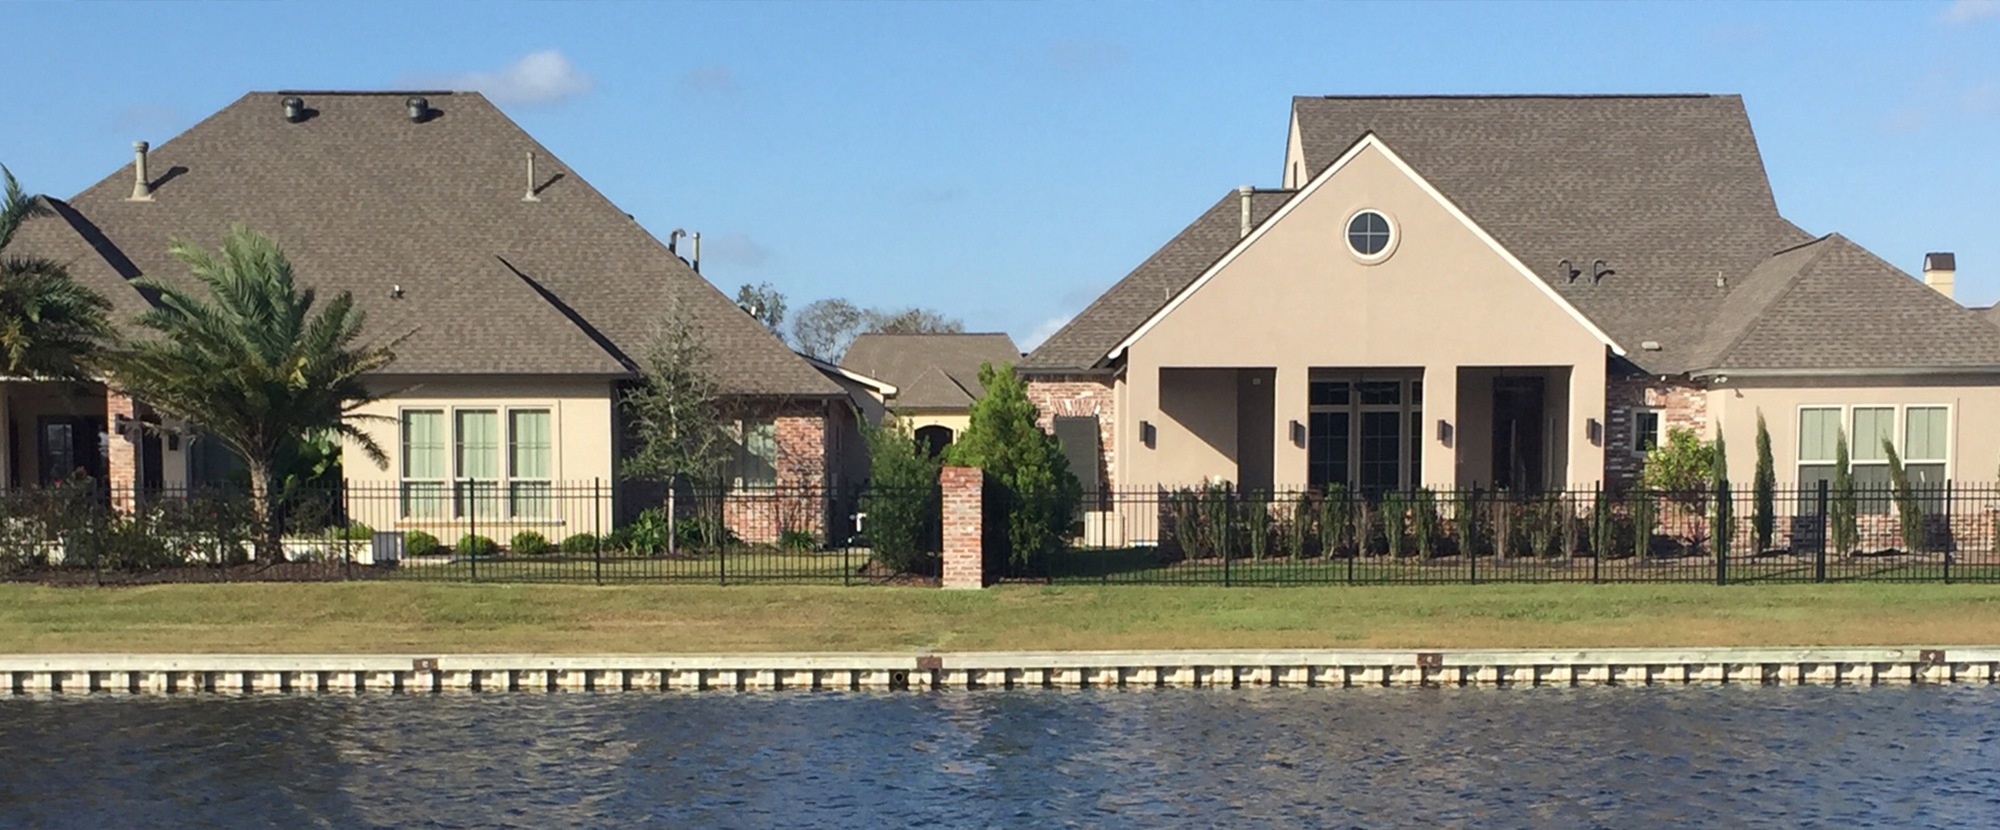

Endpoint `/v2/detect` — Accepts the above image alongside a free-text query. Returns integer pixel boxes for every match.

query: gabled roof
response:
[18,91,839,395]
[840,332,1021,410]
[1019,189,1292,371]
[1695,234,2000,373]
[1028,94,1995,376]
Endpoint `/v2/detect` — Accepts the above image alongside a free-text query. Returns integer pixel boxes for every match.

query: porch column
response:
[106,390,138,511]
[1271,364,1309,490]
[1422,364,1459,488]
[1567,358,1608,488]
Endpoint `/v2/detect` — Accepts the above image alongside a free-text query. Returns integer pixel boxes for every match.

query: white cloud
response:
[416,51,593,107]
[1943,0,2000,24]
[1020,314,1073,351]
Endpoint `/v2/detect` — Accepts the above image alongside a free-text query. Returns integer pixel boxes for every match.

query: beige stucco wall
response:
[1708,376,2000,484]
[889,411,970,440]
[341,374,617,536]
[1121,142,1610,490]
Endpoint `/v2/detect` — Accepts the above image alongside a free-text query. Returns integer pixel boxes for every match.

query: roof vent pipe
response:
[1237,185,1254,239]
[690,232,701,274]
[522,151,540,202]
[1923,252,1956,300]
[405,96,429,123]
[127,141,152,202]
[283,96,306,123]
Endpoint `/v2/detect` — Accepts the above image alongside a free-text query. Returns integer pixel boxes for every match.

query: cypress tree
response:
[1753,412,1777,553]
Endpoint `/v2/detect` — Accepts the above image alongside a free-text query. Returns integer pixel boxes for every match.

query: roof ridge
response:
[1299,93,1729,101]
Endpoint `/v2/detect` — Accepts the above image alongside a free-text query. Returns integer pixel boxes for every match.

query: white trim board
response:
[1105,132,1624,361]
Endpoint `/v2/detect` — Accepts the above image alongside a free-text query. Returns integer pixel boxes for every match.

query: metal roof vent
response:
[283,96,307,123]
[405,96,430,123]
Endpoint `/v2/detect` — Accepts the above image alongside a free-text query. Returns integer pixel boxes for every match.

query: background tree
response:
[863,306,964,335]
[1830,430,1857,555]
[790,296,967,361]
[0,166,112,380]
[734,282,787,341]
[104,225,397,561]
[944,362,1080,573]
[859,418,941,574]
[1753,411,1777,552]
[791,298,863,360]
[622,303,735,555]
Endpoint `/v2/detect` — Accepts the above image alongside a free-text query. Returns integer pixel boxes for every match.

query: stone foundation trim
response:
[6,647,1995,695]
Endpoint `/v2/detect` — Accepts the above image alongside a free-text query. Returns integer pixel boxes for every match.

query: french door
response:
[1307,375,1422,493]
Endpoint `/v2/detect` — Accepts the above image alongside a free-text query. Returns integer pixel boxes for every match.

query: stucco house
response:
[4,91,851,539]
[1021,94,2000,496]
[839,333,1022,456]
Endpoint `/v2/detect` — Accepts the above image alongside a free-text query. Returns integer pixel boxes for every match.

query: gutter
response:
[1692,365,2000,380]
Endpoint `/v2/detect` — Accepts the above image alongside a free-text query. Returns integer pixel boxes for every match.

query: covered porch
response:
[0,380,197,494]
[1139,364,1604,493]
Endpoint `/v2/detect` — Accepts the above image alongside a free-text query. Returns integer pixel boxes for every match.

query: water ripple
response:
[2,686,1999,829]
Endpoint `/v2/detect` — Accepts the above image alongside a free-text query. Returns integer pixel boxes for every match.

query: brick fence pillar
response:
[105,390,138,512]
[939,466,985,589]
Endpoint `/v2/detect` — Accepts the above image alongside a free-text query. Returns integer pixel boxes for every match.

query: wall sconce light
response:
[1435,419,1453,447]
[112,414,136,438]
[166,432,181,452]
[1290,420,1306,447]
[1586,417,1603,446]
[1140,420,1157,448]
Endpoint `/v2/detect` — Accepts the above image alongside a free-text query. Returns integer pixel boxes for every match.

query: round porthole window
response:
[1346,209,1395,261]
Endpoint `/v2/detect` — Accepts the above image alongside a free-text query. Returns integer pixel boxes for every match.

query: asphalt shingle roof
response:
[18,91,838,395]
[1702,235,2000,371]
[841,332,1022,409]
[1026,95,1993,375]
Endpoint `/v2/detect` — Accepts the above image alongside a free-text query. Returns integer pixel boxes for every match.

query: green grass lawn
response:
[4,581,2000,654]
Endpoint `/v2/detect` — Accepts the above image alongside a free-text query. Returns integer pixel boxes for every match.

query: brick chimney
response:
[1923,252,1956,299]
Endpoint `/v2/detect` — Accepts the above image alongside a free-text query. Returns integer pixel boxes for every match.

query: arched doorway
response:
[914,425,954,458]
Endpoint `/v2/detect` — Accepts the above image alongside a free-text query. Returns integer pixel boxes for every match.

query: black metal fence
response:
[9,477,1999,588]
[0,481,935,587]
[1050,482,2000,585]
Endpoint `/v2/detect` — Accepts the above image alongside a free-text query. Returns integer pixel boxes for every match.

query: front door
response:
[37,415,106,486]
[1491,376,1546,491]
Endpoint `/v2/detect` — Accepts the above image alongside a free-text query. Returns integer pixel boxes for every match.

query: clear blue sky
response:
[4,1,1997,349]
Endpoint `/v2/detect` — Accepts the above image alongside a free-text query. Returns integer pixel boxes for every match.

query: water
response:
[3,686,1999,829]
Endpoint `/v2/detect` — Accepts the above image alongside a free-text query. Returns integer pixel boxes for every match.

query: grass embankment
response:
[4,582,1999,653]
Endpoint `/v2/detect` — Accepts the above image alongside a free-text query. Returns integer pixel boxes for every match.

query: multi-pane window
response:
[1796,407,1841,487]
[1849,406,1895,496]
[1904,407,1948,486]
[454,410,502,518]
[401,410,448,518]
[1632,410,1662,455]
[400,407,555,519]
[509,409,553,518]
[1797,405,1951,511]
[1307,375,1421,493]
[729,419,779,487]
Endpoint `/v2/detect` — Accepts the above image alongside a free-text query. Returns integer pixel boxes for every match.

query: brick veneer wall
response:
[1024,375,1116,492]
[939,465,984,588]
[721,409,830,545]
[1604,376,1709,487]
[106,391,137,512]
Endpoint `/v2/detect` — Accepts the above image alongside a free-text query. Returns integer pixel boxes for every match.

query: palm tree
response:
[105,225,398,561]
[0,165,113,380]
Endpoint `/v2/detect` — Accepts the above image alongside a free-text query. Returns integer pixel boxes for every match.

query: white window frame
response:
[1630,408,1664,456]
[398,403,563,522]
[1792,403,1955,484]
[399,409,449,519]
